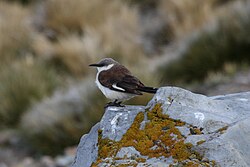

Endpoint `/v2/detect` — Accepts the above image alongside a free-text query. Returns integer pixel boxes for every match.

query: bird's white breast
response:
[95,64,135,101]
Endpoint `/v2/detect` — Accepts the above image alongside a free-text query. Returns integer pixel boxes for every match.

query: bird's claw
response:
[104,101,125,108]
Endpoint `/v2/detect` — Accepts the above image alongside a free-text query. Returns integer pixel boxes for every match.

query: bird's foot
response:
[104,101,125,108]
[104,102,114,108]
[115,101,125,107]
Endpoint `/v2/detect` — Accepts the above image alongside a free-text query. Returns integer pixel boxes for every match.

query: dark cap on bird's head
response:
[89,58,118,67]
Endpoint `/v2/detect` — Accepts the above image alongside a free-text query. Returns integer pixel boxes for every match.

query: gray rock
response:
[71,123,99,167]
[150,87,250,133]
[149,87,250,167]
[116,147,142,159]
[73,87,250,167]
[176,126,190,137]
[100,106,145,141]
[98,147,173,167]
[137,157,173,167]
[115,147,173,166]
[198,117,250,167]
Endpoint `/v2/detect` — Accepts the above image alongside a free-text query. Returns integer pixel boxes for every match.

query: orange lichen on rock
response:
[189,126,203,135]
[97,129,119,159]
[171,140,191,160]
[197,140,206,145]
[117,104,192,159]
[217,126,229,134]
[183,162,201,167]
[93,104,216,166]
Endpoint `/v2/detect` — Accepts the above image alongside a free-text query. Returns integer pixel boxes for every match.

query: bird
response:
[89,58,158,107]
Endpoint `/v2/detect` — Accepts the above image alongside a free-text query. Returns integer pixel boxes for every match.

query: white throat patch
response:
[97,64,114,72]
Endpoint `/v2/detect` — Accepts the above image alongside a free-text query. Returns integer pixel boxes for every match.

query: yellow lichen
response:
[171,140,191,160]
[97,129,119,159]
[183,162,200,167]
[197,140,206,145]
[217,126,228,134]
[190,126,203,135]
[93,103,217,166]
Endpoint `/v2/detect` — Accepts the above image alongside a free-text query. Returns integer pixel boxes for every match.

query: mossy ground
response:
[92,104,217,166]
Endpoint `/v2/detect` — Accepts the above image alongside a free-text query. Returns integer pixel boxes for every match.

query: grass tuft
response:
[159,11,250,84]
[0,1,33,65]
[0,61,59,127]
[33,0,143,75]
[158,0,237,39]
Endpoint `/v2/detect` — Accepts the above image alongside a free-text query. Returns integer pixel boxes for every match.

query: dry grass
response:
[33,34,101,76]
[158,0,236,39]
[52,35,98,75]
[159,2,250,84]
[0,2,61,128]
[92,5,143,64]
[0,1,33,64]
[43,0,105,34]
[42,0,137,35]
[32,0,144,76]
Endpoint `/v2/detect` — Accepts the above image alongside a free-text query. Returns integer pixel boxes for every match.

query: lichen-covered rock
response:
[99,106,145,141]
[72,87,250,167]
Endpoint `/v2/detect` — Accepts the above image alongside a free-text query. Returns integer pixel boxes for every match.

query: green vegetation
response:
[125,0,159,9]
[21,90,106,155]
[2,0,34,5]
[0,62,59,127]
[160,14,250,84]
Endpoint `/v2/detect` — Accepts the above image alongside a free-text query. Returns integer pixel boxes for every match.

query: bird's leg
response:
[105,99,124,108]
[104,99,118,108]
[104,101,114,108]
[114,100,125,107]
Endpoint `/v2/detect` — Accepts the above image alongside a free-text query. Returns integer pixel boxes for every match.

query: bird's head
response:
[89,58,117,72]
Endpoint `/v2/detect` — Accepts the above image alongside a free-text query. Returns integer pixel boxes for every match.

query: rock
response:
[72,87,250,167]
[72,123,99,167]
[100,106,145,141]
[116,147,143,159]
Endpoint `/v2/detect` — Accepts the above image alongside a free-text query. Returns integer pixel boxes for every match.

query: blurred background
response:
[0,0,250,166]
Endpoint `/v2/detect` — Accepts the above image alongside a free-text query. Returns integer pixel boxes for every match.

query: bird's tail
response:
[138,86,158,94]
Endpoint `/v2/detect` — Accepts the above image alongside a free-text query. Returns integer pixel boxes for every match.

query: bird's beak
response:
[89,63,102,67]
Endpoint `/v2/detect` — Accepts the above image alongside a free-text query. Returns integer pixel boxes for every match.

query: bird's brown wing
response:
[98,65,144,95]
